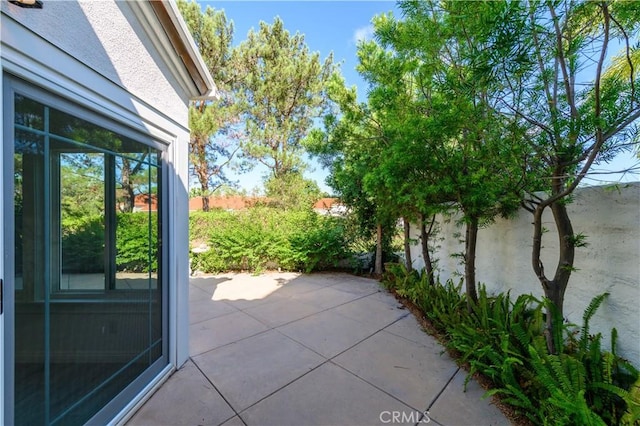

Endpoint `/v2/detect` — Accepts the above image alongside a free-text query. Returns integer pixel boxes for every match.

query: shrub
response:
[189,207,353,274]
[62,215,104,273]
[60,212,158,273]
[289,214,350,273]
[115,212,158,273]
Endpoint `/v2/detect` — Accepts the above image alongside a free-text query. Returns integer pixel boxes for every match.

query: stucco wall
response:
[1,1,189,124]
[409,183,640,366]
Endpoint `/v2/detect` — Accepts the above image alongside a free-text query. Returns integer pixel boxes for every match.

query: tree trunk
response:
[403,217,412,273]
[201,195,210,212]
[375,223,383,276]
[420,213,435,286]
[120,158,134,213]
[464,215,479,307]
[532,199,574,354]
[197,170,210,212]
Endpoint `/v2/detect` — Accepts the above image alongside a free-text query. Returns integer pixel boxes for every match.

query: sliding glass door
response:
[6,80,167,425]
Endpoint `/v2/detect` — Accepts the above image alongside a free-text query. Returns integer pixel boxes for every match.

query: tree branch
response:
[609,12,635,105]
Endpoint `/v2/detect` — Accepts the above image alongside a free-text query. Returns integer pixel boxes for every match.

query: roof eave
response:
[149,0,218,100]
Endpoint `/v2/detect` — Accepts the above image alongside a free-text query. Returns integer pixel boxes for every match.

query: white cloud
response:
[352,25,374,44]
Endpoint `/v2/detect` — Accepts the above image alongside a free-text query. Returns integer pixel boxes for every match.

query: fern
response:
[380,271,638,424]
[528,345,607,425]
[580,293,610,353]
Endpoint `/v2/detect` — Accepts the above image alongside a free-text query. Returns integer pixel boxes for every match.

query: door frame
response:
[2,71,14,426]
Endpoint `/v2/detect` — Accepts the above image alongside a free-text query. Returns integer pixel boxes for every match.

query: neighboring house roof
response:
[147,1,217,99]
[313,198,347,216]
[313,198,341,210]
[133,194,158,212]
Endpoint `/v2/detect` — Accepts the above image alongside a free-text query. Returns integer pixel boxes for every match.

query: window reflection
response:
[58,149,106,290]
[49,108,144,155]
[15,94,44,130]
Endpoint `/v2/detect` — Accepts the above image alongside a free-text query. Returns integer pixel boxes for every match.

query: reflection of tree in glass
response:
[15,130,44,156]
[55,113,153,213]
[14,153,24,276]
[117,156,149,213]
[15,94,44,130]
[60,153,105,218]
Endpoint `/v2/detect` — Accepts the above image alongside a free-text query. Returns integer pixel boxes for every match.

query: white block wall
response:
[409,182,640,366]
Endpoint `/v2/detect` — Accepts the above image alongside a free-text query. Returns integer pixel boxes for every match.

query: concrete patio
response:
[127,272,510,426]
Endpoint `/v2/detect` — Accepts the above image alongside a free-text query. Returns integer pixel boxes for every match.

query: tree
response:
[178,0,244,211]
[234,17,337,179]
[355,32,420,275]
[60,154,105,217]
[478,0,640,353]
[263,171,322,211]
[117,155,149,213]
[307,73,396,276]
[366,4,530,304]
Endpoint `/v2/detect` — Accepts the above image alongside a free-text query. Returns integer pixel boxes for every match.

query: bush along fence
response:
[382,263,640,425]
[189,207,353,274]
[60,212,158,273]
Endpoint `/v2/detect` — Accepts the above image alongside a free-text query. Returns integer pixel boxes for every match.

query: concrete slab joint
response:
[128,272,511,426]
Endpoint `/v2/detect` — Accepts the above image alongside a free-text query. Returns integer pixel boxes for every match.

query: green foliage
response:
[189,207,352,274]
[263,171,323,210]
[314,0,640,358]
[178,0,245,199]
[115,213,159,273]
[59,213,158,273]
[620,376,640,425]
[526,347,605,425]
[61,215,104,273]
[234,16,338,178]
[383,266,639,425]
[289,214,350,273]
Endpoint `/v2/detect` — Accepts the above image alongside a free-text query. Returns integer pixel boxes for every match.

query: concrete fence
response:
[408,182,640,366]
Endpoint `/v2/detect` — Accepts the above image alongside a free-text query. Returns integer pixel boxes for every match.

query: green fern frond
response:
[592,379,640,425]
[486,384,536,412]
[580,293,609,352]
[621,376,640,425]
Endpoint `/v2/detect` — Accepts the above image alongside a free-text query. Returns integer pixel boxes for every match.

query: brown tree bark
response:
[532,197,574,354]
[420,213,436,286]
[120,159,133,213]
[403,217,412,273]
[201,194,210,212]
[119,155,147,213]
[464,215,479,307]
[375,223,383,276]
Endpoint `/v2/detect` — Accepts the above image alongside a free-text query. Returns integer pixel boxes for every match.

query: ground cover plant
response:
[382,263,640,426]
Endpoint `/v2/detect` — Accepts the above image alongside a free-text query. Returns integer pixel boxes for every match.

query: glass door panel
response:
[11,90,165,425]
[14,118,47,425]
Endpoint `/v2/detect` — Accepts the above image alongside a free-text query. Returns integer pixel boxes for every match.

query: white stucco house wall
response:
[0,1,215,424]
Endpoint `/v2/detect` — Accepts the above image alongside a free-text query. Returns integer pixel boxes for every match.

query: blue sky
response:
[197,1,639,193]
[198,0,400,194]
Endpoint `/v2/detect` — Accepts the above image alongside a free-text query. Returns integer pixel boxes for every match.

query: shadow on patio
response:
[127,272,510,426]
